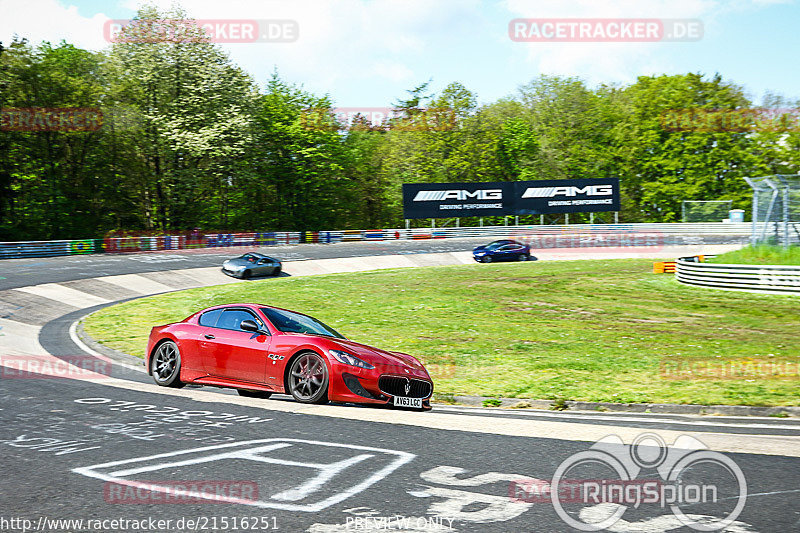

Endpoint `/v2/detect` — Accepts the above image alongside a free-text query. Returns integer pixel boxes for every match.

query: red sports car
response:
[146,303,433,410]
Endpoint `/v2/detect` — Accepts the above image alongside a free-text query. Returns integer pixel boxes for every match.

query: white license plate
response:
[393,396,423,409]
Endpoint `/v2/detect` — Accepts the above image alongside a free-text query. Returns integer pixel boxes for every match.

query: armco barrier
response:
[676,259,800,295]
[0,223,752,260]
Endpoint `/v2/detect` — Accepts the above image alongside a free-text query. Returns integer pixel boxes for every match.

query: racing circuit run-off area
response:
[2,1,800,532]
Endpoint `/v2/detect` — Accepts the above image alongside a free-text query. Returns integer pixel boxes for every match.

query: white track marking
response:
[97,274,174,295]
[433,406,800,431]
[68,318,145,374]
[15,283,110,308]
[54,373,800,458]
[0,318,45,355]
[418,486,531,524]
[73,439,415,511]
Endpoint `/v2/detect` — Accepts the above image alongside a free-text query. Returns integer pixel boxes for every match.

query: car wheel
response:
[241,269,251,280]
[518,254,528,261]
[237,389,272,399]
[288,351,329,404]
[273,266,282,276]
[150,340,185,388]
[482,256,493,263]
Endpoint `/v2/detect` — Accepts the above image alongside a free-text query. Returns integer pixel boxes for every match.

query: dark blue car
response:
[472,240,530,263]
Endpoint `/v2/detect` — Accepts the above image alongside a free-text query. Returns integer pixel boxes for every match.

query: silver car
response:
[222,252,282,279]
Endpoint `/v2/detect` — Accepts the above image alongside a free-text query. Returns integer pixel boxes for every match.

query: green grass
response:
[709,245,800,265]
[83,259,800,406]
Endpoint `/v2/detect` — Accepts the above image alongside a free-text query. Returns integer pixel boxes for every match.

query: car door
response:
[496,244,515,261]
[256,257,272,275]
[202,308,271,384]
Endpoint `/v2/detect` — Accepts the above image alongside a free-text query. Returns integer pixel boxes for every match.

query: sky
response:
[1,0,799,108]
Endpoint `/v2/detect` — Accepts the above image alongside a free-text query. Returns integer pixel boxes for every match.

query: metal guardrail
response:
[676,259,800,295]
[0,223,752,260]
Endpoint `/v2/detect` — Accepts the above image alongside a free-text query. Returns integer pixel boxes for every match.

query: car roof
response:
[198,303,308,317]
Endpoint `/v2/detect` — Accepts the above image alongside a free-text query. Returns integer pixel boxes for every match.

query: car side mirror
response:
[240,320,260,332]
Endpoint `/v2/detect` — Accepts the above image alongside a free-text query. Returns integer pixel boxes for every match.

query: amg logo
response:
[522,185,614,198]
[413,189,503,201]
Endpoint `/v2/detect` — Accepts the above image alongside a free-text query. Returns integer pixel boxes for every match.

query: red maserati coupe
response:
[146,303,433,410]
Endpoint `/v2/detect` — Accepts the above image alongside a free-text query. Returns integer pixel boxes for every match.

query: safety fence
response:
[0,223,752,260]
[676,259,800,295]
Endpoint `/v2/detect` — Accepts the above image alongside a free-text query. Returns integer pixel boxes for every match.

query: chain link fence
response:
[681,200,733,222]
[744,175,800,247]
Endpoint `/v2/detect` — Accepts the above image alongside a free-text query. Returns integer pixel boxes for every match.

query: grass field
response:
[709,245,800,265]
[83,259,800,406]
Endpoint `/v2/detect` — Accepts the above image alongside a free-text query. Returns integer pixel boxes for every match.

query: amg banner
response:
[515,177,620,215]
[402,178,620,219]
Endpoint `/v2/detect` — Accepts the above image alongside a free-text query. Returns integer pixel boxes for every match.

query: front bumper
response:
[221,266,244,278]
[332,369,433,410]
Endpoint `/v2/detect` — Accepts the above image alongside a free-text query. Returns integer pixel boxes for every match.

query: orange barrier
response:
[653,261,676,274]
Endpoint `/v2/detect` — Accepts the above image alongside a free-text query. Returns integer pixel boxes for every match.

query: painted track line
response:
[432,405,800,431]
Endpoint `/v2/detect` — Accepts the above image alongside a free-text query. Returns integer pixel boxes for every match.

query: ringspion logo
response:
[510,433,747,531]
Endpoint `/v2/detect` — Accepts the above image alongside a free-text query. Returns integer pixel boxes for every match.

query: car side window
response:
[216,309,263,331]
[198,309,222,327]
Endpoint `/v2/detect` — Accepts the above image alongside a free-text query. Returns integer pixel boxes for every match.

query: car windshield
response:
[260,307,345,339]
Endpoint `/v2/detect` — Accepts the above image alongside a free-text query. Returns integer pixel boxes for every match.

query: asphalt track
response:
[2,236,799,532]
[0,233,745,290]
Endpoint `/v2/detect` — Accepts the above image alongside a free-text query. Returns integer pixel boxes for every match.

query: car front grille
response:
[378,376,432,399]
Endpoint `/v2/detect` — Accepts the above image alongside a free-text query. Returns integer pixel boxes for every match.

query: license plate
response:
[393,396,422,409]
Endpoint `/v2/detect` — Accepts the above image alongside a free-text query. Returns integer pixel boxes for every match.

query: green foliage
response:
[709,245,800,265]
[482,398,503,407]
[550,398,569,411]
[2,11,798,239]
[83,259,800,406]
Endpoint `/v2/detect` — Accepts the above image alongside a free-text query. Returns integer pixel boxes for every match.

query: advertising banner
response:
[514,177,620,215]
[402,178,620,219]
[402,182,512,219]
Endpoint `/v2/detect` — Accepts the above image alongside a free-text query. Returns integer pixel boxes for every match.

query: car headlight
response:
[329,349,374,369]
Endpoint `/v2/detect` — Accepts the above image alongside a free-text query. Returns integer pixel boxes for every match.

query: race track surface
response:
[2,238,798,533]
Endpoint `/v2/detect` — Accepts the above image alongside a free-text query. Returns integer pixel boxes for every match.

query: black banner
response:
[402,178,620,219]
[402,182,512,219]
[514,177,620,215]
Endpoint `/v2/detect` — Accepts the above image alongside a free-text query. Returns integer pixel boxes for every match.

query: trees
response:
[108,5,258,232]
[0,17,793,239]
[615,73,756,221]
[0,39,110,239]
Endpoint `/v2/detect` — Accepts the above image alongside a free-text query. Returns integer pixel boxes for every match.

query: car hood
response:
[224,258,250,267]
[329,338,426,372]
[473,245,487,252]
